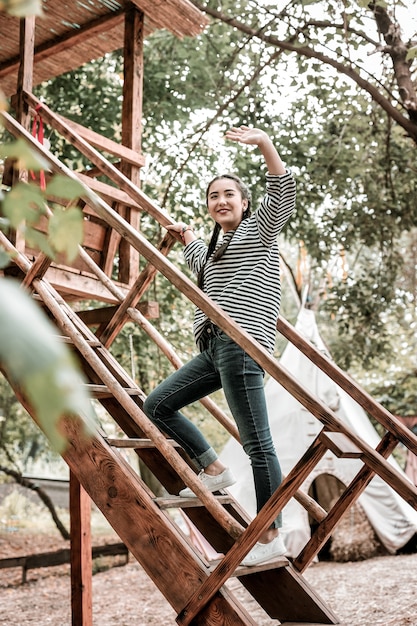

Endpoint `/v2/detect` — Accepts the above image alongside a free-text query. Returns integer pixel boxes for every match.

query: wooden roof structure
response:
[0,0,209,307]
[0,0,208,97]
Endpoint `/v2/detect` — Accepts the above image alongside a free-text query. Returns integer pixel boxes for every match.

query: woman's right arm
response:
[167,223,208,274]
[166,222,197,245]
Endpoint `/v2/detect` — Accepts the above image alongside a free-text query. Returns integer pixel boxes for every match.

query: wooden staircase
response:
[2,102,417,625]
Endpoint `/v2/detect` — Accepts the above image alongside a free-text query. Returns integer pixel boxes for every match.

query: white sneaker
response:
[241,535,287,567]
[179,468,236,498]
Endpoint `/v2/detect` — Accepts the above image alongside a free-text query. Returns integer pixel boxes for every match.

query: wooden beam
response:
[61,118,146,169]
[0,12,124,79]
[39,265,131,303]
[107,437,181,448]
[22,252,53,288]
[4,377,251,624]
[131,0,209,38]
[293,431,399,572]
[75,175,143,209]
[16,16,35,128]
[21,93,174,227]
[98,234,174,346]
[76,302,159,325]
[122,4,144,177]
[118,4,144,283]
[70,471,93,626]
[176,435,331,626]
[319,431,363,459]
[14,16,36,253]
[277,316,417,456]
[102,202,125,278]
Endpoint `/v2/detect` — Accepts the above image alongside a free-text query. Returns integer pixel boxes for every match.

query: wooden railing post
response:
[70,470,93,626]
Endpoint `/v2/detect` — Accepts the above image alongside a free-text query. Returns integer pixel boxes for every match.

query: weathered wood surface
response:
[61,121,146,169]
[319,431,363,459]
[1,231,342,623]
[0,1,208,96]
[176,435,332,626]
[69,472,93,625]
[76,173,144,209]
[294,431,400,572]
[76,302,159,326]
[4,397,254,625]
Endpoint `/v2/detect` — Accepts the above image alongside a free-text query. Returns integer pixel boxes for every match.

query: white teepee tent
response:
[220,307,417,558]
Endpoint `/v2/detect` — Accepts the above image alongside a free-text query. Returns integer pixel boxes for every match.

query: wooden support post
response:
[12,16,36,251]
[70,470,93,626]
[118,3,144,284]
[16,16,35,131]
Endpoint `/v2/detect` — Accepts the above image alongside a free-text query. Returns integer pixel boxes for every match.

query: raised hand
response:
[225,125,286,175]
[225,125,269,147]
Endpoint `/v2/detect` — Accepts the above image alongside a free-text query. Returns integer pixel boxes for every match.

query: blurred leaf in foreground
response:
[0,279,96,451]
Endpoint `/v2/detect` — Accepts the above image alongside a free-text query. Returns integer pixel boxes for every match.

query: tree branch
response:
[369,2,417,121]
[0,465,70,540]
[191,1,417,143]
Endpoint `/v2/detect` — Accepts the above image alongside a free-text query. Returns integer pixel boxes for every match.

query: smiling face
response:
[206,177,248,232]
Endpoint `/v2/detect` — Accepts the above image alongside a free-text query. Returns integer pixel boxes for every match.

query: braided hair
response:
[197,174,252,289]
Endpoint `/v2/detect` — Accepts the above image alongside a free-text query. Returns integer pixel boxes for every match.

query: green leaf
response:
[48,206,83,262]
[0,215,10,229]
[2,182,46,228]
[0,138,50,172]
[0,248,10,268]
[46,175,85,201]
[0,279,96,452]
[25,226,55,258]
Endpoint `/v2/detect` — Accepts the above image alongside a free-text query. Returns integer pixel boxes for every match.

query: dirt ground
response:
[1,530,417,626]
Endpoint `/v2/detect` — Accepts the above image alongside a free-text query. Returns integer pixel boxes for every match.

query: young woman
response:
[143,126,296,566]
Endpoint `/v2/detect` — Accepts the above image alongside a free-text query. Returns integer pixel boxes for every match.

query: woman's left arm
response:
[225,126,286,175]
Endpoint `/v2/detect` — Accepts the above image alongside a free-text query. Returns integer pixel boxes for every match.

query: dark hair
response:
[197,174,251,288]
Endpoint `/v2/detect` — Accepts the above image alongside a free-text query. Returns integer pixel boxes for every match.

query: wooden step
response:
[58,335,102,348]
[320,430,363,458]
[85,385,141,399]
[210,555,289,576]
[106,437,181,448]
[154,495,234,509]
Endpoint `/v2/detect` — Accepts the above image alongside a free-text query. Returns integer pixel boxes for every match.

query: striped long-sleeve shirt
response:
[184,170,296,353]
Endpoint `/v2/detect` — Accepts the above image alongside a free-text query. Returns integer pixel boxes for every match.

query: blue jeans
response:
[143,326,282,528]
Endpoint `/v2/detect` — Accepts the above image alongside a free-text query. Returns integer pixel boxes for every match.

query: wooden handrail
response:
[3,106,417,523]
[277,316,417,455]
[22,92,417,460]
[22,92,174,228]
[58,115,146,168]
[0,231,245,541]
